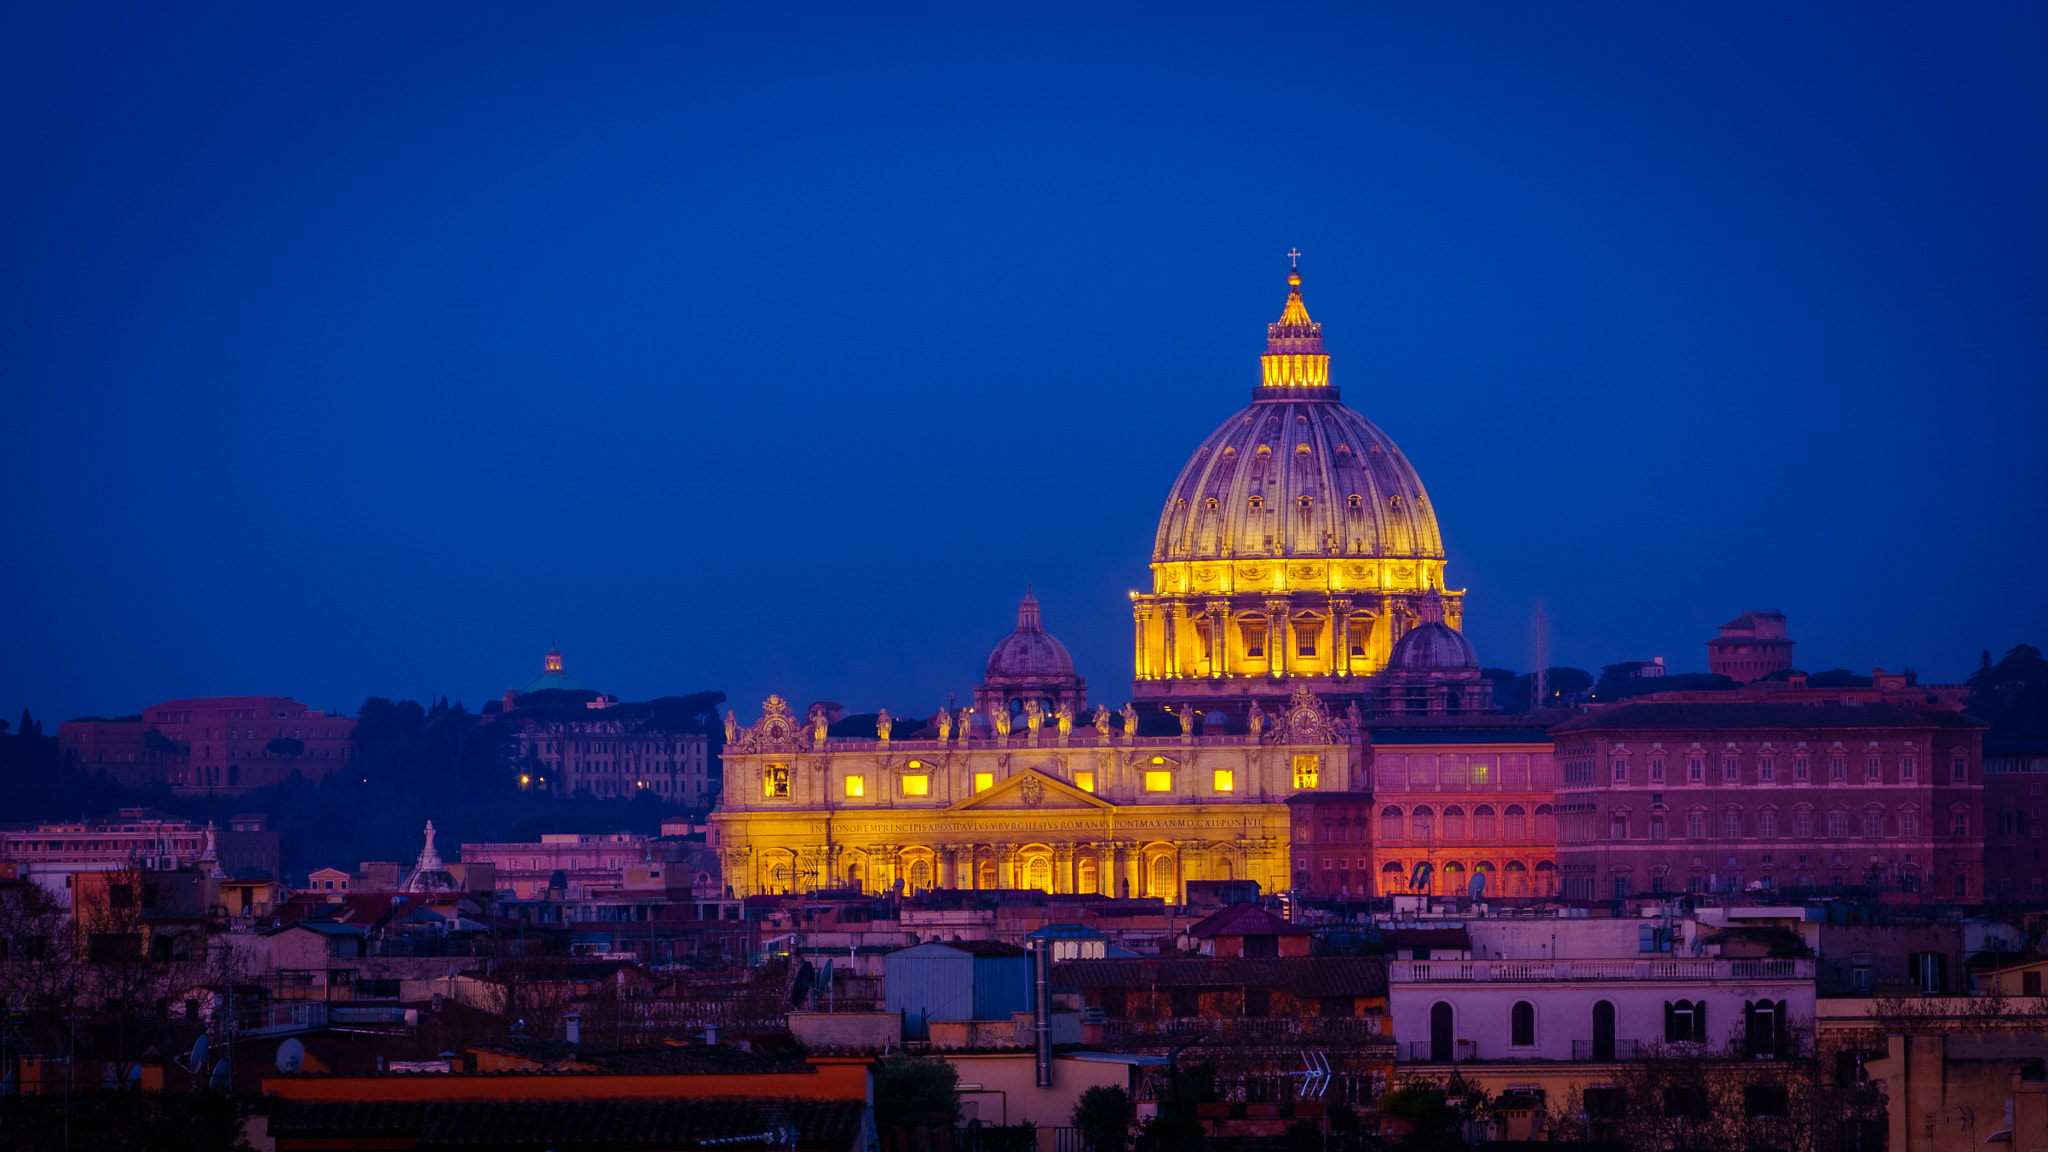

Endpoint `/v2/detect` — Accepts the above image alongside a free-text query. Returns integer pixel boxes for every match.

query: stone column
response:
[1132,607,1152,681]
[938,845,957,890]
[1266,598,1288,680]
[1207,600,1230,678]
[1166,604,1186,680]
[997,844,1018,890]
[868,844,897,893]
[1055,843,1076,894]
[1331,598,1353,679]
[1177,840,1205,901]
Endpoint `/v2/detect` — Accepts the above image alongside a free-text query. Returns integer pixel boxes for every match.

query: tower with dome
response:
[1133,262,1493,723]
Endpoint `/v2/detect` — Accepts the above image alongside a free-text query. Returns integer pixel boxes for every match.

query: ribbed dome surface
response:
[986,590,1076,678]
[1153,399,1444,563]
[1386,622,1479,672]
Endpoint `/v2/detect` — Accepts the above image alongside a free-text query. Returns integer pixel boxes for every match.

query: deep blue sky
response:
[4,5,2043,727]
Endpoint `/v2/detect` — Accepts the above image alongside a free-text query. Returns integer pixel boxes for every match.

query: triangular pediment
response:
[948,768,1117,812]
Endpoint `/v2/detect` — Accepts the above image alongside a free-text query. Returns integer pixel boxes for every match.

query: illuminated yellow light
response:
[519,775,530,785]
[901,775,930,796]
[844,775,865,798]
[1213,769,1234,792]
[1074,771,1095,793]
[1144,770,1173,792]
[974,772,994,793]
[1151,756,1165,765]
[1292,753,1321,790]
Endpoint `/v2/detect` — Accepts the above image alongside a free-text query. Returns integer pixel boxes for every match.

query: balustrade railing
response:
[1390,958,1815,983]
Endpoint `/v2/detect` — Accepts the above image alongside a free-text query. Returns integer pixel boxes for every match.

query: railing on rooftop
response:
[1105,1016,1386,1044]
[1389,958,1813,983]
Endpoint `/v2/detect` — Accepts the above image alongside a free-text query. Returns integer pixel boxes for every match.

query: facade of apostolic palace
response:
[714,265,1496,900]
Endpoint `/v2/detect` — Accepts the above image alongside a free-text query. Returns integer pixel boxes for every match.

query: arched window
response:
[1535,860,1557,896]
[1411,806,1435,840]
[1472,805,1497,840]
[1503,860,1528,895]
[1511,1001,1535,1047]
[909,859,932,892]
[1430,1002,1454,1062]
[1382,861,1406,897]
[1503,805,1527,840]
[1533,805,1555,841]
[1148,854,1176,900]
[1591,1001,1617,1060]
[1380,807,1404,841]
[1077,857,1098,895]
[1443,806,1466,840]
[1026,856,1052,892]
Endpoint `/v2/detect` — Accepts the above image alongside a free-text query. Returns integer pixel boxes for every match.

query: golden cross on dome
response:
[1286,248,1302,268]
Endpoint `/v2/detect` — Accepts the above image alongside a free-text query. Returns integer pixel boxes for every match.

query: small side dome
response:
[1387,622,1479,673]
[985,588,1076,679]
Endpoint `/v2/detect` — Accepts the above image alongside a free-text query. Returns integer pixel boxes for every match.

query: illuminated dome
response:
[1152,267,1444,566]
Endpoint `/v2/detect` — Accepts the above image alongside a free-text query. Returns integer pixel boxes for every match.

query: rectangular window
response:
[1074,771,1095,793]
[1144,770,1173,792]
[1830,756,1846,781]
[1901,810,1917,837]
[763,764,790,798]
[1952,811,1968,838]
[1613,759,1628,782]
[1864,811,1884,837]
[1759,757,1775,782]
[1828,811,1849,838]
[973,772,995,793]
[1758,811,1777,838]
[1866,756,1881,782]
[844,775,865,798]
[1241,623,1266,658]
[1723,812,1742,839]
[901,774,930,796]
[1213,769,1235,792]
[1688,758,1704,782]
[1293,754,1321,790]
[1650,815,1666,839]
[1723,758,1739,783]
[1611,816,1628,840]
[1901,756,1916,780]
[1687,811,1706,838]
[1795,810,1813,838]
[1349,624,1367,657]
[1295,623,1317,657]
[1650,757,1665,782]
[1795,755,1811,781]
[1953,757,1968,782]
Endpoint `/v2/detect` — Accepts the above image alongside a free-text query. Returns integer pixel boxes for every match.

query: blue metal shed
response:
[884,941,1034,1038]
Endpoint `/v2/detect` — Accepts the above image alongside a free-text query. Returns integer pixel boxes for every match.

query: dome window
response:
[1249,495,1264,510]
[1348,494,1362,509]
[1204,497,1218,511]
[1297,495,1312,510]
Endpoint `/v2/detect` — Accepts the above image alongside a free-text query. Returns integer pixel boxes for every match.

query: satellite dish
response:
[789,960,815,1007]
[209,1058,231,1091]
[185,1034,209,1073]
[1469,872,1487,899]
[276,1038,305,1074]
[126,1064,142,1089]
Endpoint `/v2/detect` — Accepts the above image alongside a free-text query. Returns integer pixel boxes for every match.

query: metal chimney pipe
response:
[1032,939,1053,1088]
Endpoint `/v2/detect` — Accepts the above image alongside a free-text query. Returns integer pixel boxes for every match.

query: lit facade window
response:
[974,772,994,793]
[1292,754,1320,790]
[1213,769,1234,792]
[901,775,930,796]
[763,764,790,798]
[844,775,865,798]
[1144,771,1173,792]
[1073,771,1095,793]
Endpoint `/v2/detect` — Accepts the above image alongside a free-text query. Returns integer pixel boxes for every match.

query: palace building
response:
[712,262,1492,900]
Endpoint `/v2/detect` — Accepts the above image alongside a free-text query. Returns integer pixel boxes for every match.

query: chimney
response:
[565,1013,581,1046]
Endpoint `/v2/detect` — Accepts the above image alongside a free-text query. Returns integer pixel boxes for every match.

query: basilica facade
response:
[712,263,1493,900]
